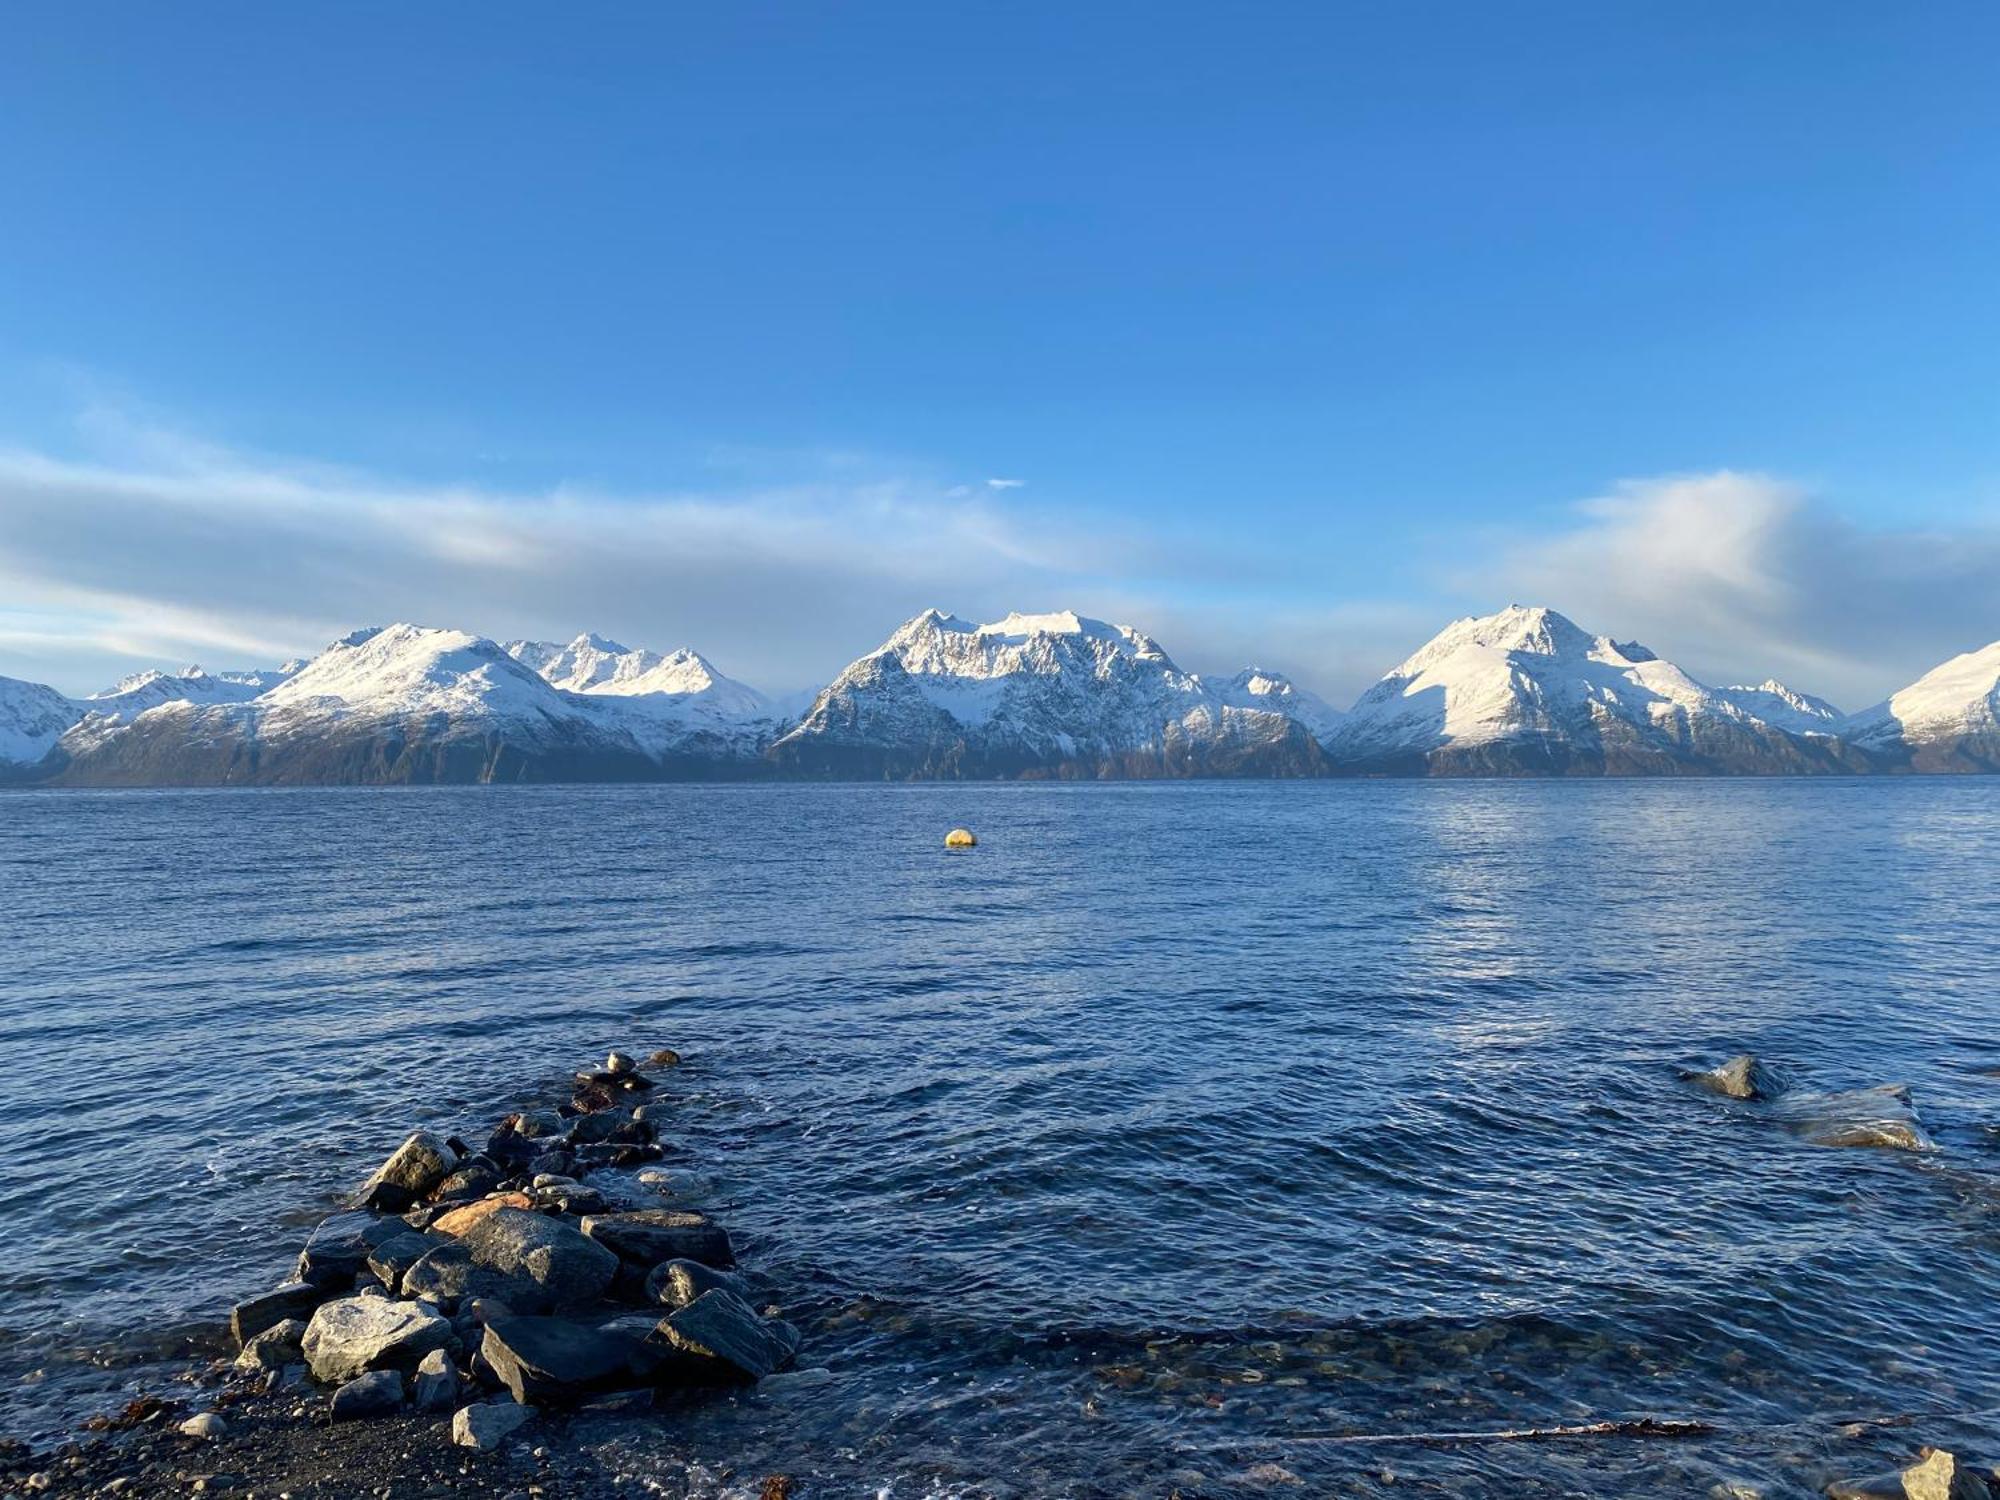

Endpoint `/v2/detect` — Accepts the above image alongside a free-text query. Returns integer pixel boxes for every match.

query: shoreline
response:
[5,1047,810,1499]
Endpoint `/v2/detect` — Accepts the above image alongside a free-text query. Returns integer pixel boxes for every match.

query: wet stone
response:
[230,1281,323,1346]
[357,1131,456,1212]
[1687,1053,1778,1101]
[583,1209,734,1270]
[652,1289,800,1382]
[480,1315,655,1404]
[646,1258,752,1311]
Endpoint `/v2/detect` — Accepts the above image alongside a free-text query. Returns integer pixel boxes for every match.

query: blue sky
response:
[1,3,1997,704]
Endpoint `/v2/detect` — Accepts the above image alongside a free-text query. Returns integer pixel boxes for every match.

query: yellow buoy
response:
[944,827,977,849]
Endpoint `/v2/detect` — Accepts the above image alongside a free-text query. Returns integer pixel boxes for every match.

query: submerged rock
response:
[479,1315,655,1404]
[302,1295,452,1383]
[646,1258,752,1311]
[329,1368,404,1421]
[230,1281,323,1346]
[652,1289,800,1382]
[459,1208,620,1308]
[452,1399,532,1450]
[645,1049,682,1070]
[357,1132,457,1212]
[1779,1084,1935,1151]
[1902,1448,1993,1500]
[1827,1448,1994,1499]
[1687,1053,1779,1101]
[582,1209,735,1270]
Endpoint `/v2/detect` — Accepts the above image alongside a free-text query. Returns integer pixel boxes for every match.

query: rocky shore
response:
[7,1047,813,1498]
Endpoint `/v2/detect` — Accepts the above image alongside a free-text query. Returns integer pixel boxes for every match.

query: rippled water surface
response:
[4,781,2000,1496]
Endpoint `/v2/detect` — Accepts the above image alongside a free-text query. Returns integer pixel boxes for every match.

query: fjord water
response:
[3,782,1999,1496]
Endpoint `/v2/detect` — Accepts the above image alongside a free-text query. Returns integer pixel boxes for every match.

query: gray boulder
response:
[329,1368,404,1421]
[411,1347,461,1413]
[302,1294,453,1383]
[580,1209,734,1270]
[479,1316,655,1405]
[402,1241,552,1313]
[234,1318,307,1372]
[433,1160,502,1203]
[651,1289,800,1382]
[230,1281,324,1346]
[451,1399,532,1450]
[459,1209,618,1309]
[358,1132,457,1212]
[365,1231,439,1294]
[645,1258,751,1311]
[1687,1053,1778,1101]
[295,1210,404,1289]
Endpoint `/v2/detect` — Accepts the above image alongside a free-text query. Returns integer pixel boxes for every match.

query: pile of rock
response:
[222,1047,798,1451]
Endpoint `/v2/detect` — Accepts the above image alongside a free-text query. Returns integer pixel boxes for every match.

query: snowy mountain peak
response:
[262,623,556,720]
[503,634,770,717]
[1842,639,2000,769]
[1331,605,1852,774]
[1215,667,1344,742]
[1713,679,1843,733]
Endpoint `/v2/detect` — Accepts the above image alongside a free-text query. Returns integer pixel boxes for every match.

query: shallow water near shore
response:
[3,780,2000,1495]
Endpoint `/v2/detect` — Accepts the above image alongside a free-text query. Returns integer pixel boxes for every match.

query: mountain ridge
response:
[4,605,1995,784]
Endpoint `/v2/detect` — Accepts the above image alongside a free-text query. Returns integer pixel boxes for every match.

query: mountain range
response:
[3,606,1996,784]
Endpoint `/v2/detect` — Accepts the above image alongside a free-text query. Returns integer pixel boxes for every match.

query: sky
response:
[1,2,1997,708]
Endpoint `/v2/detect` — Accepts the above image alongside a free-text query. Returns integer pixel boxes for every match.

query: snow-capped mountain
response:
[41,625,784,784]
[0,676,82,776]
[1215,667,1344,743]
[1711,680,1844,736]
[1841,639,2000,772]
[6,608,1997,784]
[81,663,296,721]
[1323,605,1855,775]
[50,625,642,784]
[768,609,1327,778]
[504,633,779,757]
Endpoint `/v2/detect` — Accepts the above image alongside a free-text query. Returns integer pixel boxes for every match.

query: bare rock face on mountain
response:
[767,609,1329,779]
[1322,605,1861,776]
[1840,640,2000,773]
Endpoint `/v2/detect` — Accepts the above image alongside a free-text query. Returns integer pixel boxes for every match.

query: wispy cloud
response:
[0,425,1153,694]
[1483,471,2000,708]
[985,477,1026,490]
